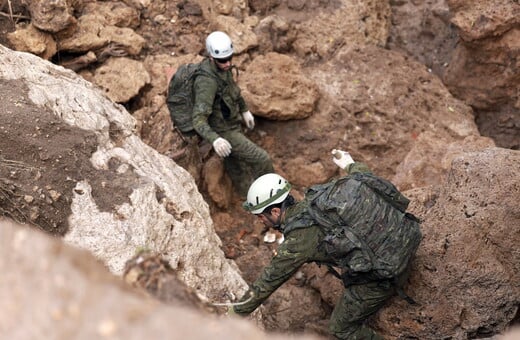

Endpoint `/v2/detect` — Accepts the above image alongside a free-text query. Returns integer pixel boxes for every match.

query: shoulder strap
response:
[194,65,226,90]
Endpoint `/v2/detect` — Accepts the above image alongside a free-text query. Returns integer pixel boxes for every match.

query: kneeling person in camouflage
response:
[233,149,422,339]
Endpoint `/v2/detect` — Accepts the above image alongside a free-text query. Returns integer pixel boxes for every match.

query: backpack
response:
[166,62,221,133]
[305,172,422,281]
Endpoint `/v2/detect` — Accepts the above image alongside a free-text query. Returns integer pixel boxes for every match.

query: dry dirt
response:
[0,79,144,235]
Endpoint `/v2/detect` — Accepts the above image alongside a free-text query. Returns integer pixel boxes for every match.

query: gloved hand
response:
[242,110,255,130]
[213,137,232,157]
[331,149,354,169]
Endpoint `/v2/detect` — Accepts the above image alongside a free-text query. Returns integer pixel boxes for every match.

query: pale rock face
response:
[0,45,248,302]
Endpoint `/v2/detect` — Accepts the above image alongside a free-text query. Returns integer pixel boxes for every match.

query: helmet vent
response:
[269,189,274,198]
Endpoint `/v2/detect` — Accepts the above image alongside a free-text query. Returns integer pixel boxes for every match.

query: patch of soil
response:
[0,79,139,235]
[133,0,208,58]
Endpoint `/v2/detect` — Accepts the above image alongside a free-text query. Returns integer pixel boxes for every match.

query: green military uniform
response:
[234,163,420,339]
[192,58,273,195]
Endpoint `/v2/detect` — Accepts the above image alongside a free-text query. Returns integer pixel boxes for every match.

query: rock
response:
[93,57,150,103]
[82,1,141,29]
[177,0,203,17]
[254,15,295,53]
[24,0,76,33]
[291,0,391,59]
[374,147,520,339]
[249,0,281,14]
[0,45,247,304]
[202,155,233,209]
[99,26,146,56]
[212,15,259,54]
[57,15,109,53]
[442,1,520,149]
[197,0,249,20]
[0,220,319,340]
[241,52,319,120]
[6,23,57,60]
[393,132,495,190]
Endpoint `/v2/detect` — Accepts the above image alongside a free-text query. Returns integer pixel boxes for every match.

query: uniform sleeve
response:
[346,162,373,175]
[192,75,220,143]
[233,228,315,315]
[237,92,248,113]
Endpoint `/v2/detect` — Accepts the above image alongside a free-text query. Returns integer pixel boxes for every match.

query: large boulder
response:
[241,52,320,120]
[0,219,320,340]
[303,147,520,338]
[0,45,246,303]
[375,147,520,338]
[392,132,495,191]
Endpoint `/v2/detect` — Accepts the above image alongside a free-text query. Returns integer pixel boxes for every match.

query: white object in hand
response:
[213,137,232,157]
[242,110,255,130]
[331,149,354,169]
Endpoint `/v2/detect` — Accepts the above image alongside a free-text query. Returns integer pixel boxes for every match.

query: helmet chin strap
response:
[262,195,295,231]
[262,212,282,230]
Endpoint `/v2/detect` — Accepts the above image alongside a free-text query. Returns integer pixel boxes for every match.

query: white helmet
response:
[243,173,291,214]
[206,31,233,58]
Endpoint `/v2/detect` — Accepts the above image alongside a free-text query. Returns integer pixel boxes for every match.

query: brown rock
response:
[83,1,141,28]
[442,1,520,149]
[202,155,233,209]
[6,23,57,60]
[241,52,319,120]
[93,57,150,103]
[374,147,520,339]
[393,132,495,191]
[24,0,76,33]
[99,26,146,56]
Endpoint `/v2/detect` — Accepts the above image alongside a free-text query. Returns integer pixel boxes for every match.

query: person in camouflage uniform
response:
[192,31,273,195]
[233,149,422,339]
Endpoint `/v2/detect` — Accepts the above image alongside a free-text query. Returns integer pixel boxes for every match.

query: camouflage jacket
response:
[192,58,248,143]
[234,163,372,315]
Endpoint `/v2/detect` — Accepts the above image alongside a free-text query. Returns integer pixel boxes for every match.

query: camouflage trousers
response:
[329,270,410,340]
[220,129,274,197]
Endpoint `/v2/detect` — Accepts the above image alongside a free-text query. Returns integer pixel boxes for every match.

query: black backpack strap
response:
[393,276,419,305]
[326,265,342,280]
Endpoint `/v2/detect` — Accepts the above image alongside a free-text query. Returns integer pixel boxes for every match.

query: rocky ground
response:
[0,0,519,339]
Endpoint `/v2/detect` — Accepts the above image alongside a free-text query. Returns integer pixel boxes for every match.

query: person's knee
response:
[249,149,273,173]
